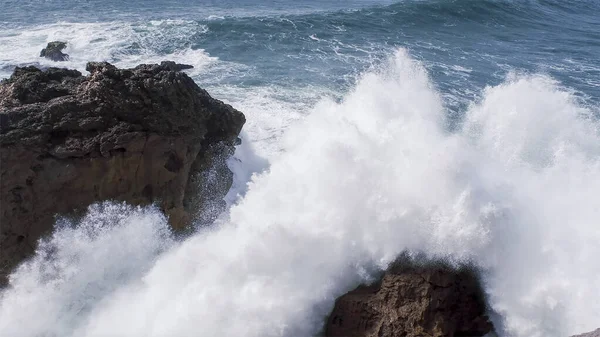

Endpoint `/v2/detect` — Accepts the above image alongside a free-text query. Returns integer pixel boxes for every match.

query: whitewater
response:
[0,48,599,337]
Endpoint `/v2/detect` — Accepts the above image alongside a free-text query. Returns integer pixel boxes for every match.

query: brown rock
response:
[0,62,245,284]
[325,261,493,337]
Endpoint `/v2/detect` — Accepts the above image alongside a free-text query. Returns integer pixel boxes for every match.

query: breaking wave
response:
[0,20,215,79]
[1,49,599,337]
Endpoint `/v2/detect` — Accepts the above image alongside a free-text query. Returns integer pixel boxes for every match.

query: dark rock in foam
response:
[39,41,70,62]
[160,61,194,71]
[0,61,245,285]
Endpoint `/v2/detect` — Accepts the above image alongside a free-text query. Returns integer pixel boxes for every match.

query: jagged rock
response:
[0,62,245,285]
[160,61,194,71]
[39,41,69,62]
[325,261,493,337]
[573,329,600,337]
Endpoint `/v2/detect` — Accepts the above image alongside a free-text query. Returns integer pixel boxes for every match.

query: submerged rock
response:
[39,41,69,62]
[325,260,493,337]
[0,62,245,284]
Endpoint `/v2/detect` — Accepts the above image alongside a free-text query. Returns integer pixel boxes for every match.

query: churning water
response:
[1,1,599,336]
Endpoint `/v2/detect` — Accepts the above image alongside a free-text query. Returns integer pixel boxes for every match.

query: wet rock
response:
[160,61,194,71]
[0,62,245,285]
[325,259,494,337]
[39,41,69,62]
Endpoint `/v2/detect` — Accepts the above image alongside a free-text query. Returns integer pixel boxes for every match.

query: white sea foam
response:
[0,203,174,337]
[0,21,214,79]
[211,84,332,158]
[1,49,599,337]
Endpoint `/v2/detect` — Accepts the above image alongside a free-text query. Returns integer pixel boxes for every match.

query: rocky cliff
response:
[0,62,245,284]
[325,260,494,337]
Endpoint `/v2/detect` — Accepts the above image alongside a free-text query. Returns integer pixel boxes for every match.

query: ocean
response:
[0,0,599,336]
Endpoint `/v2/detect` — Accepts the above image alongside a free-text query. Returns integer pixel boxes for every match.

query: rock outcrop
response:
[573,329,600,337]
[160,61,194,71]
[0,62,245,284]
[39,41,69,62]
[325,261,493,337]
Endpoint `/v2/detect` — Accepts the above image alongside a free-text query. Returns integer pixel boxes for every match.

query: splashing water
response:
[0,21,216,79]
[1,49,599,337]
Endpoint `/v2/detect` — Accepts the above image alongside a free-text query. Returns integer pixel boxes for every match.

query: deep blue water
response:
[1,0,599,115]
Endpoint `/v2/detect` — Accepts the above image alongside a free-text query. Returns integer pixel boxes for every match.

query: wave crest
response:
[1,49,599,337]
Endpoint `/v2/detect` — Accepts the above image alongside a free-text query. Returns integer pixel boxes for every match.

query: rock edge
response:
[0,61,245,284]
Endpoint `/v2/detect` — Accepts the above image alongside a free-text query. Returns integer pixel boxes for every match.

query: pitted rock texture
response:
[326,264,493,337]
[0,62,245,284]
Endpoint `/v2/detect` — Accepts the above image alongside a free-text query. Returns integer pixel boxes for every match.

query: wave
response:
[213,0,600,35]
[192,0,600,111]
[0,21,216,79]
[3,0,598,109]
[1,49,599,337]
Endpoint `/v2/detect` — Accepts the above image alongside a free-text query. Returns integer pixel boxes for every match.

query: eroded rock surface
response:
[326,262,493,337]
[0,62,245,284]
